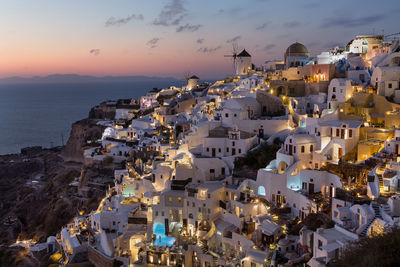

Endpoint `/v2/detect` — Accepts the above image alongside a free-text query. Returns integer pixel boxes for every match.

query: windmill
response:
[224,42,239,74]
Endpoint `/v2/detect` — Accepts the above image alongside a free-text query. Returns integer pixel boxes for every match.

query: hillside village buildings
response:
[38,33,400,267]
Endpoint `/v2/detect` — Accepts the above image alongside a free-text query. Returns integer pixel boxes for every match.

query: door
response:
[165,218,169,235]
[338,147,343,158]
[212,148,216,157]
[309,183,314,194]
[341,129,345,139]
[277,195,282,206]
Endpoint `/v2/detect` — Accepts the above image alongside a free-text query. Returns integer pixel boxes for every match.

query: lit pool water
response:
[153,222,176,247]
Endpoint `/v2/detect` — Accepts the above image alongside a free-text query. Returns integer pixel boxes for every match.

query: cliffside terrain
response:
[0,105,116,266]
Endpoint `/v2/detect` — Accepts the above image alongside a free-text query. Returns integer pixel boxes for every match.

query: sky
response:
[1,0,399,79]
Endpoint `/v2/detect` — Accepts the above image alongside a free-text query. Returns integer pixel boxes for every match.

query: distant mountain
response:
[0,74,182,84]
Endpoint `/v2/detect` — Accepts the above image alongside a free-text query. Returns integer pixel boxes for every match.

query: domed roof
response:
[285,42,309,57]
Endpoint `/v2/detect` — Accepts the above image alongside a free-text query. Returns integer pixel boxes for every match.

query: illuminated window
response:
[349,129,353,138]
[168,197,172,202]
[178,197,182,202]
[258,186,266,196]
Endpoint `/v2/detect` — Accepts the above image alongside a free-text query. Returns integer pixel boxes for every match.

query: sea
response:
[0,81,182,155]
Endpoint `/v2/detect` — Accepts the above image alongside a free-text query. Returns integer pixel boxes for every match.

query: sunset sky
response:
[1,0,399,79]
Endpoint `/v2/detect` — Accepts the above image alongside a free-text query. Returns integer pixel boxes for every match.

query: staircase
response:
[377,165,385,191]
[199,239,208,254]
[360,202,382,237]
[212,256,218,267]
[382,204,391,216]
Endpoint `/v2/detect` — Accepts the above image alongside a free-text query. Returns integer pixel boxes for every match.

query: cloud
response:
[176,24,202,32]
[197,46,221,53]
[196,38,204,44]
[302,2,320,8]
[217,7,241,15]
[321,14,385,28]
[147,38,160,48]
[256,22,270,30]
[283,21,301,28]
[89,49,100,56]
[263,44,276,51]
[226,35,241,43]
[105,14,143,27]
[153,0,186,26]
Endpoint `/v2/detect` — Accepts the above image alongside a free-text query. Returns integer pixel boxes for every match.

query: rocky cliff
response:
[88,101,116,120]
[61,118,105,163]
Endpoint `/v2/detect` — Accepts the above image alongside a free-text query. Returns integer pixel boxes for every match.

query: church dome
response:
[285,42,310,57]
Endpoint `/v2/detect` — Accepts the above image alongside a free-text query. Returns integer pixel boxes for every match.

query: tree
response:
[336,226,400,267]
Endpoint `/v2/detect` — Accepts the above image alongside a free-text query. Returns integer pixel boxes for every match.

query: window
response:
[389,83,392,89]
[187,201,189,206]
[318,240,323,250]
[302,182,307,190]
[221,167,225,175]
[218,148,221,152]
[168,196,172,202]
[315,163,318,169]
[272,194,276,202]
[232,141,235,146]
[310,145,313,152]
[198,208,201,212]
[336,129,339,137]
[178,197,182,202]
[349,129,353,138]
[226,148,229,152]
[208,209,211,214]
[238,149,241,153]
[206,147,209,152]
[283,196,286,203]
[155,211,158,216]
[208,194,210,199]
[234,114,237,117]
[294,146,296,153]
[210,169,215,173]
[192,202,195,207]
[333,87,336,92]
[301,146,305,153]
[225,113,229,118]
[162,211,164,216]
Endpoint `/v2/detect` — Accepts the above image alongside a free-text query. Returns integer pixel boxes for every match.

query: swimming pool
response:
[153,222,176,247]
